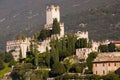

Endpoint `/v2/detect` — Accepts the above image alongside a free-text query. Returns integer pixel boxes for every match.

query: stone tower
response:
[44,5,64,37]
[46,5,60,25]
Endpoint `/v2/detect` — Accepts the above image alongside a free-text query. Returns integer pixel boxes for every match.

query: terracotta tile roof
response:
[112,40,120,44]
[93,52,120,63]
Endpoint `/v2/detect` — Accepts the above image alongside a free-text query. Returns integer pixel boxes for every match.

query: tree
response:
[69,63,85,73]
[98,44,108,52]
[75,38,87,48]
[16,34,26,41]
[50,62,66,76]
[108,43,116,52]
[4,52,14,63]
[0,51,5,70]
[52,18,60,34]
[66,34,77,55]
[116,46,120,51]
[11,63,34,80]
[50,47,59,67]
[0,60,4,70]
[86,52,98,72]
[102,72,119,80]
[45,53,50,67]
[0,51,5,61]
[38,29,51,40]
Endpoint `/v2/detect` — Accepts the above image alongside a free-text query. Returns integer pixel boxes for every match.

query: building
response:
[6,38,31,61]
[91,41,100,52]
[112,40,120,47]
[93,52,120,75]
[37,39,51,53]
[76,48,92,60]
[75,31,89,41]
[44,5,64,37]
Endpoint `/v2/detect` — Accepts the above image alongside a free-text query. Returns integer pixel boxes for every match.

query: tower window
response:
[95,64,97,67]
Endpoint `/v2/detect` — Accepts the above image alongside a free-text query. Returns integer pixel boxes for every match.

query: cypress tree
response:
[52,18,60,34]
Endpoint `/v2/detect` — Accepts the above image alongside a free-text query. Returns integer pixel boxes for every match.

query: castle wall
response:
[6,38,31,61]
[75,31,89,42]
[76,48,92,59]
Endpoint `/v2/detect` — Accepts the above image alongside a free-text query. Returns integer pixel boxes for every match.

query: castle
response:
[6,5,65,61]
[6,5,110,61]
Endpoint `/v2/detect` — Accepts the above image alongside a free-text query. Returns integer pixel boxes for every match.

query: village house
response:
[93,52,120,75]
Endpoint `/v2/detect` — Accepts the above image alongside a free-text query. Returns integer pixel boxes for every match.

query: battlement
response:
[60,22,64,27]
[46,5,60,25]
[75,31,89,41]
[6,38,31,46]
[76,48,92,59]
[46,5,60,12]
[76,31,88,35]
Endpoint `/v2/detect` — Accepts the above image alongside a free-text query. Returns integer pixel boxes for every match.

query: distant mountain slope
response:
[0,0,117,51]
[63,0,120,41]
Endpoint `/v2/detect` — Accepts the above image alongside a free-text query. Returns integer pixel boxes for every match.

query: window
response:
[95,64,97,67]
[96,71,97,74]
[103,63,104,66]
[114,63,116,66]
[109,63,110,66]
[103,70,104,74]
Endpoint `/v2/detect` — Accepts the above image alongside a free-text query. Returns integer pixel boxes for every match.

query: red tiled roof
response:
[112,40,120,44]
[93,52,120,63]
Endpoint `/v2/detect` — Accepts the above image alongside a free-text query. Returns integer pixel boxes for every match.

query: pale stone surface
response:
[6,38,31,61]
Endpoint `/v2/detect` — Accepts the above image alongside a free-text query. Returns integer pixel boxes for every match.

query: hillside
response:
[63,0,120,41]
[0,0,119,51]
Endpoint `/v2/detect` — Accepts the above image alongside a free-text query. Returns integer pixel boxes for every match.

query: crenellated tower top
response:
[46,5,60,25]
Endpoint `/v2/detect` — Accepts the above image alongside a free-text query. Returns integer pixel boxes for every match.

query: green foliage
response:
[56,73,83,80]
[75,38,87,48]
[108,43,116,52]
[11,63,34,80]
[86,52,98,72]
[63,59,71,72]
[26,51,35,65]
[16,34,26,40]
[69,63,86,73]
[33,32,40,40]
[45,53,50,67]
[66,34,77,54]
[19,48,23,62]
[50,47,59,67]
[0,60,4,70]
[116,46,120,51]
[85,74,101,80]
[0,51,5,70]
[0,63,11,79]
[38,29,51,40]
[115,68,120,75]
[50,62,66,77]
[99,43,116,52]
[102,72,120,80]
[52,18,60,34]
[98,44,108,52]
[4,53,14,63]
[30,70,49,80]
[0,51,5,61]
